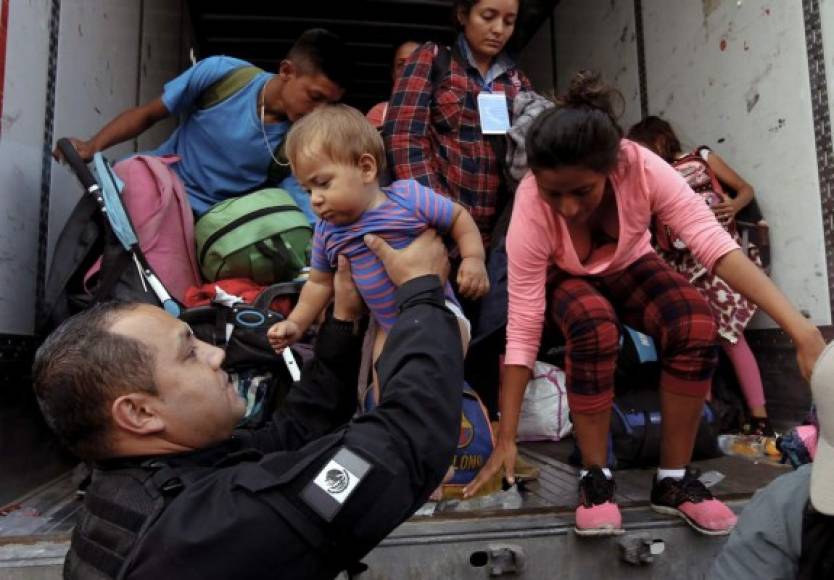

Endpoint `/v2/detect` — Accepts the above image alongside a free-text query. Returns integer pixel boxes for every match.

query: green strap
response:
[198,66,264,109]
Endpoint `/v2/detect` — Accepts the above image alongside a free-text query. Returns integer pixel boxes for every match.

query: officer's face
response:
[111,305,246,448]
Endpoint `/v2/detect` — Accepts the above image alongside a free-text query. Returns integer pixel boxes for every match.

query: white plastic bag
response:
[516,361,572,442]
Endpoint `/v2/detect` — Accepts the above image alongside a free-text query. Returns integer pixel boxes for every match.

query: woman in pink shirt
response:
[464,72,824,537]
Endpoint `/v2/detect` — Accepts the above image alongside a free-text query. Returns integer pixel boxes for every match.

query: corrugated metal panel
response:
[187,0,558,113]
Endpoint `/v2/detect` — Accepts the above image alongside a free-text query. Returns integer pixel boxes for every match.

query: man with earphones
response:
[55,28,348,222]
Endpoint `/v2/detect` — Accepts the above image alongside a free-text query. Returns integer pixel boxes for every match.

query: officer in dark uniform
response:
[32,230,463,580]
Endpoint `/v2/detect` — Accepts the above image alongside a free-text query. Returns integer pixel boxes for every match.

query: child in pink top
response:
[628,115,772,436]
[463,71,824,538]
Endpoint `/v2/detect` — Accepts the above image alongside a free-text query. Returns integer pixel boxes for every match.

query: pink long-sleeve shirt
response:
[505,140,740,369]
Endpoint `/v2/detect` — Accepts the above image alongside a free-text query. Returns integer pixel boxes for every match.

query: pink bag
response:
[84,155,200,302]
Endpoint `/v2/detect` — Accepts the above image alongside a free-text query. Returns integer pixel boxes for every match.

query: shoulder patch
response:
[300,448,372,522]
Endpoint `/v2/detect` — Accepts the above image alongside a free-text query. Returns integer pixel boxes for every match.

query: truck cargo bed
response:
[361,440,791,579]
[0,441,791,578]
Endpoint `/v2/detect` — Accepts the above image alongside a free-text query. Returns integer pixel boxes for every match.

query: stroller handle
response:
[56,138,99,193]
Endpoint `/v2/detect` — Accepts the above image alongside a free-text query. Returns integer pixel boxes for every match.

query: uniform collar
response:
[94,438,246,471]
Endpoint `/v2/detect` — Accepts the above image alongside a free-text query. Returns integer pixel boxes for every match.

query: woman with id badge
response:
[383,0,531,249]
[383,0,531,420]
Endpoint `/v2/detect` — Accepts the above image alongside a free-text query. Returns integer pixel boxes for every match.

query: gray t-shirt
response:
[710,465,810,580]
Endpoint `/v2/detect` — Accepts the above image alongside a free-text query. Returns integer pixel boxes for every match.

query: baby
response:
[268,104,488,396]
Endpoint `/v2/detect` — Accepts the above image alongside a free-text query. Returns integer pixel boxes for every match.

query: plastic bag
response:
[517,361,572,442]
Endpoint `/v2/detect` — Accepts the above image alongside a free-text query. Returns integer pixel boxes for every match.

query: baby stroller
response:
[41,139,303,426]
[39,140,186,332]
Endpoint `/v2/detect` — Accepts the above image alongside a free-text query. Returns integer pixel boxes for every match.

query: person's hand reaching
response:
[52,138,97,163]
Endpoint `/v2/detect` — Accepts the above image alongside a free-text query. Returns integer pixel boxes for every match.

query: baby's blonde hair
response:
[285,104,386,175]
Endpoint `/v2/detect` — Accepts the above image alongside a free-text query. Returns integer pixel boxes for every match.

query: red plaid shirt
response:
[382,40,531,242]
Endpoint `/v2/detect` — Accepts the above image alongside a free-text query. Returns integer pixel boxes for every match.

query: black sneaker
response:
[575,467,623,536]
[650,469,737,535]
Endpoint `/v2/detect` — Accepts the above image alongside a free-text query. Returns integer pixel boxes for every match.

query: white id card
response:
[477,92,510,134]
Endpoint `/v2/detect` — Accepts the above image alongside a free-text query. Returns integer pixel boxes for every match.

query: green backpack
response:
[195,188,312,284]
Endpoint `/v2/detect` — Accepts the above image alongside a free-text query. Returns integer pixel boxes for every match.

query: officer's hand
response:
[364,229,449,287]
[333,255,364,321]
[52,138,97,163]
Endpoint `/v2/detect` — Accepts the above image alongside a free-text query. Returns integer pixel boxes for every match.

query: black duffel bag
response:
[569,326,721,469]
[608,389,721,469]
[570,390,721,470]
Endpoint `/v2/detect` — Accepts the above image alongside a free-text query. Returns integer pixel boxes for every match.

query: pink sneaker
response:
[575,467,624,536]
[650,469,737,535]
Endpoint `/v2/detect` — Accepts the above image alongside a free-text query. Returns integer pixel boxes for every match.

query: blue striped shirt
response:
[311,179,459,331]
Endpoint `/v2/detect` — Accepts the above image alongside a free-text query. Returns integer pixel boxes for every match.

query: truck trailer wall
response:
[519,13,555,93]
[550,0,643,132]
[541,0,833,329]
[0,0,51,335]
[642,0,831,328]
[0,0,189,337]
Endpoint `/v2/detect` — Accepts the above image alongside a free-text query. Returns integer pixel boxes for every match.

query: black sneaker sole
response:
[650,503,734,536]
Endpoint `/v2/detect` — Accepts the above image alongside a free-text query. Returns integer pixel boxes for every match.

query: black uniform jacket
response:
[112,276,464,579]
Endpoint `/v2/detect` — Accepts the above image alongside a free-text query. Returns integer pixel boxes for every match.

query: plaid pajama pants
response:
[548,252,719,414]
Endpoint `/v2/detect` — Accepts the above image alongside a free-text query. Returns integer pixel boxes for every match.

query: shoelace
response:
[675,474,712,503]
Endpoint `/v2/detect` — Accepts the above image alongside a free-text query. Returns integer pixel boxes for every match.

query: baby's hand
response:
[267,320,302,353]
[456,257,490,300]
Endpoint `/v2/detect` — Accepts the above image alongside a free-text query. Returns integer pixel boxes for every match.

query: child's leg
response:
[370,326,388,403]
[444,300,471,355]
[458,319,471,355]
[370,303,468,400]
[721,336,767,417]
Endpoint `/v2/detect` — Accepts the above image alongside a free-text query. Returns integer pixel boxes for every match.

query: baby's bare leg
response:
[370,326,388,404]
[458,318,470,355]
